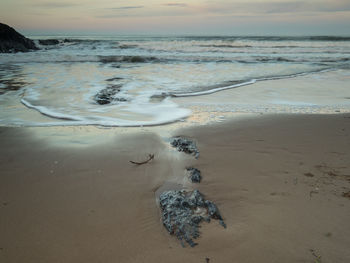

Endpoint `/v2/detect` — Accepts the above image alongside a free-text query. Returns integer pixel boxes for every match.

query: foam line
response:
[172,80,256,97]
[21,99,83,121]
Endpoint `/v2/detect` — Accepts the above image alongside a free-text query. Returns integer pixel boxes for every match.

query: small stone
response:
[187,167,202,183]
[304,172,314,177]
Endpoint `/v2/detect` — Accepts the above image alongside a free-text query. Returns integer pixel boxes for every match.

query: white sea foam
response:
[172,80,256,97]
[20,97,191,127]
[21,99,84,121]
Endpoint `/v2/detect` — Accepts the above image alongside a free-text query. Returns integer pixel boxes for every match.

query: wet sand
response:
[1,113,350,263]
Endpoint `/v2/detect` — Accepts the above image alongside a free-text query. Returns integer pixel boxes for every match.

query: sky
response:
[1,0,350,35]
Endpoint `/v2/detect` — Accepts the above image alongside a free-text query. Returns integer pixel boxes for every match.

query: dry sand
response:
[1,113,350,263]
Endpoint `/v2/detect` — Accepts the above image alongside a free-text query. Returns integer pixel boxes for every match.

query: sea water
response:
[0,35,349,127]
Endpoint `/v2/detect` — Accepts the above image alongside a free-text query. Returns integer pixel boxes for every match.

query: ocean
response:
[0,35,350,127]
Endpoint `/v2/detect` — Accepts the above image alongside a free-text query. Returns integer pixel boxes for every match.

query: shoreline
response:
[1,113,350,262]
[1,68,350,129]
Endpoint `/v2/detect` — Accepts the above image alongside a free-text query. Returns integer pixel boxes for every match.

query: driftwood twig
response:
[130,154,154,165]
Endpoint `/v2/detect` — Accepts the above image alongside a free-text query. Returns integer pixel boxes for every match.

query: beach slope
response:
[0,114,349,263]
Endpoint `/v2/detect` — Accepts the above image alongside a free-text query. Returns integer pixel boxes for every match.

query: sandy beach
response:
[1,112,349,263]
[1,5,350,263]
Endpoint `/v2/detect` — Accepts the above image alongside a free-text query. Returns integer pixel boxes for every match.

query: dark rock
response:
[106,77,123,82]
[159,189,225,247]
[38,39,60,45]
[63,38,87,44]
[0,23,37,53]
[63,38,81,44]
[187,167,202,183]
[129,56,147,63]
[94,84,128,105]
[150,92,169,101]
[99,55,158,64]
[171,137,199,158]
[119,44,138,49]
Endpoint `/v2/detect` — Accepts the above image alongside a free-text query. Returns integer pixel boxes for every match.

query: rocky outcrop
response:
[159,189,226,247]
[94,84,128,105]
[38,39,59,45]
[0,23,37,53]
[171,137,199,158]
